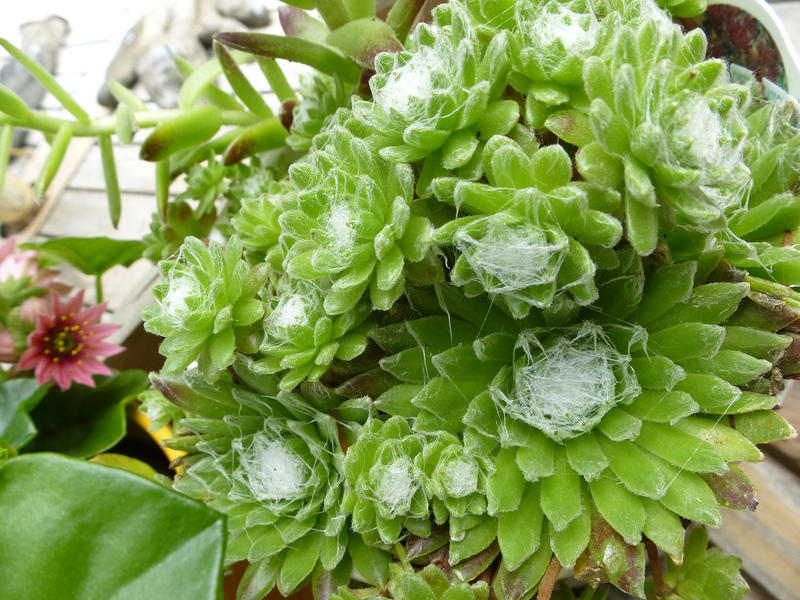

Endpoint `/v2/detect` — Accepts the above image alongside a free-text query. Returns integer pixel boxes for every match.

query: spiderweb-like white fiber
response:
[454,217,567,298]
[493,323,638,441]
[233,433,310,502]
[371,457,420,517]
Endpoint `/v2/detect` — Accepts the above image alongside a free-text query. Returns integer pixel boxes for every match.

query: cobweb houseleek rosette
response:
[575,19,750,255]
[282,122,433,315]
[371,253,795,577]
[352,1,515,189]
[720,97,800,286]
[333,563,490,600]
[230,180,293,269]
[510,0,616,131]
[287,73,354,152]
[343,417,433,546]
[432,135,623,314]
[158,369,349,597]
[254,279,373,391]
[143,235,266,381]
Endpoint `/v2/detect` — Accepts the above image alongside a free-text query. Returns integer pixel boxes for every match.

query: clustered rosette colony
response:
[143,0,800,599]
[0,237,122,390]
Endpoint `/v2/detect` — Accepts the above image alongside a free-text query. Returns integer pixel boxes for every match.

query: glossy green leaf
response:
[0,453,225,599]
[24,371,149,458]
[22,237,145,277]
[0,379,47,449]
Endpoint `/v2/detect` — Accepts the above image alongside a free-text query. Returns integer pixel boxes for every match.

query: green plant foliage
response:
[282,119,433,314]
[21,237,145,277]
[646,527,748,600]
[23,371,149,458]
[143,236,266,380]
[0,453,226,600]
[157,369,349,597]
[353,1,513,189]
[367,249,793,573]
[0,378,47,450]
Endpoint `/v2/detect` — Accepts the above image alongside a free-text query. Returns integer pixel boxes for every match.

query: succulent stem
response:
[1,108,259,138]
[537,555,562,600]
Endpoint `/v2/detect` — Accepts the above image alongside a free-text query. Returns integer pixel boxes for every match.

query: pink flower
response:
[17,291,124,390]
[0,236,69,294]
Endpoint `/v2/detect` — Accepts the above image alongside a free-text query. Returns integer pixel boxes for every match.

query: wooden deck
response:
[2,2,800,599]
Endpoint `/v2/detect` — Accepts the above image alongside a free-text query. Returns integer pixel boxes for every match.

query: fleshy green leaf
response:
[0,454,225,599]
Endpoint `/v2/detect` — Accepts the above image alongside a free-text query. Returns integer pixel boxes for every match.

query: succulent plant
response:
[353,1,515,193]
[369,249,794,578]
[431,134,623,315]
[288,73,355,152]
[576,20,750,255]
[230,180,293,268]
[156,369,350,597]
[255,279,374,390]
[143,200,217,262]
[282,120,433,314]
[647,526,748,600]
[143,236,266,380]
[121,1,800,599]
[332,563,490,600]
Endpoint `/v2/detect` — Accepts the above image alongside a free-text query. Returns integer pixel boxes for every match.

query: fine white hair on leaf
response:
[320,198,359,259]
[439,456,479,498]
[233,433,309,503]
[517,0,601,70]
[454,217,567,299]
[372,457,419,517]
[493,322,638,441]
[267,293,311,332]
[373,46,445,116]
[161,276,204,322]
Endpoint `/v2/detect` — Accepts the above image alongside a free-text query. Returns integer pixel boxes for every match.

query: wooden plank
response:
[708,456,800,600]
[38,187,155,240]
[769,381,800,471]
[70,143,168,195]
[8,136,96,243]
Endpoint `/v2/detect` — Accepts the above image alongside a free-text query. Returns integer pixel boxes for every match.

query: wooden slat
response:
[70,143,169,195]
[708,456,800,600]
[770,382,800,470]
[38,187,154,240]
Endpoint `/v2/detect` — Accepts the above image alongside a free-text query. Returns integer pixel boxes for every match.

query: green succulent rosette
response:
[721,95,800,286]
[288,73,354,152]
[282,121,433,315]
[576,19,750,255]
[254,278,374,391]
[432,134,623,314]
[143,235,266,380]
[230,180,293,268]
[343,416,433,545]
[157,369,349,597]
[369,249,795,577]
[511,0,615,131]
[353,1,515,190]
[332,563,490,600]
